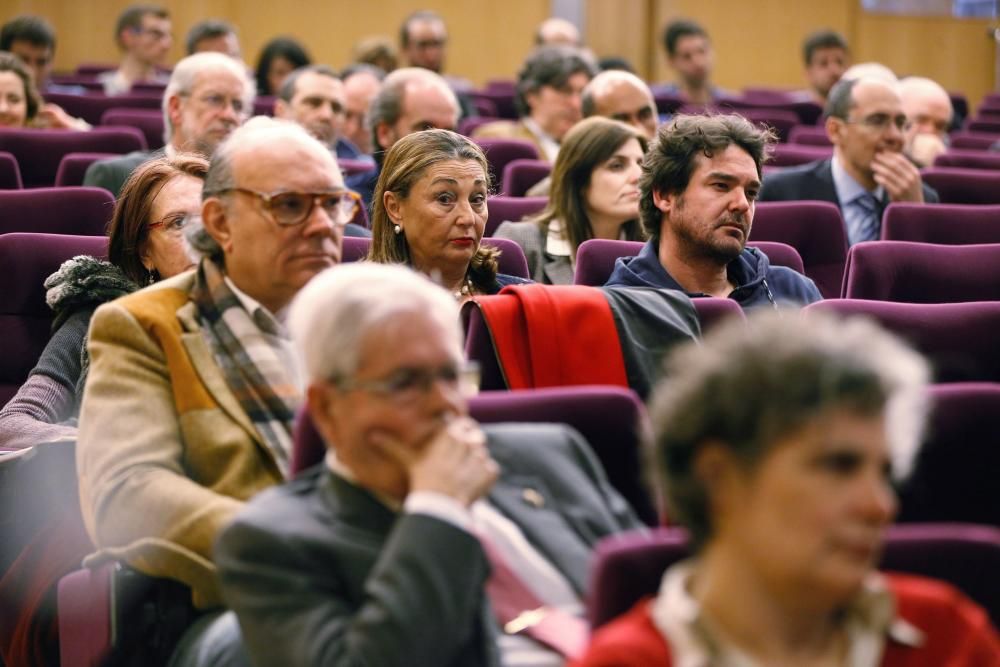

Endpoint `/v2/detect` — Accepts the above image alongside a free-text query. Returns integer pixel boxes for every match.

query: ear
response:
[383,190,404,226]
[375,121,395,153]
[200,198,234,254]
[693,441,744,521]
[306,382,340,452]
[140,245,154,272]
[652,186,676,215]
[167,94,184,139]
[273,99,290,119]
[825,115,844,146]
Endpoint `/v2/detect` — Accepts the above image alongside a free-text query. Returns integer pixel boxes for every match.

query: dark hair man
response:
[801,29,850,105]
[99,4,173,95]
[654,19,725,105]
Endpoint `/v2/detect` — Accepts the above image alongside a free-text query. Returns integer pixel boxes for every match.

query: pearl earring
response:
[393,224,402,235]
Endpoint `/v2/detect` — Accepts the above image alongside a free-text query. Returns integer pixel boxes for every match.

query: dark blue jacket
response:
[605,240,822,309]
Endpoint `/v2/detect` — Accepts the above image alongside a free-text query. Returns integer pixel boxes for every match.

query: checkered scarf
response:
[191,258,300,477]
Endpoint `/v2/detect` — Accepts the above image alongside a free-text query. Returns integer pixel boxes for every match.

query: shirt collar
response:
[545,219,572,257]
[223,274,288,333]
[831,154,885,206]
[324,449,403,511]
[522,117,561,162]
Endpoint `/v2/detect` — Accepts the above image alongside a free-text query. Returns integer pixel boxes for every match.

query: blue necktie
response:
[854,192,882,243]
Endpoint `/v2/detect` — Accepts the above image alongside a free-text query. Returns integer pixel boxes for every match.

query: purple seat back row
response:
[0,128,145,188]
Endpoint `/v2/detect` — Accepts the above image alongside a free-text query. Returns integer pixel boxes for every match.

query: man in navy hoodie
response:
[605,114,821,309]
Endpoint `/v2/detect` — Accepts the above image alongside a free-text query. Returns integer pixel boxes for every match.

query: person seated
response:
[474,45,597,162]
[799,29,850,106]
[652,19,727,105]
[606,114,821,309]
[340,63,384,156]
[0,51,41,129]
[898,76,953,168]
[398,10,475,118]
[351,35,398,74]
[494,117,646,284]
[367,128,531,299]
[185,19,241,58]
[215,261,645,666]
[583,70,658,141]
[76,117,348,664]
[98,4,172,96]
[577,311,1000,666]
[758,77,939,245]
[254,36,310,97]
[535,17,583,47]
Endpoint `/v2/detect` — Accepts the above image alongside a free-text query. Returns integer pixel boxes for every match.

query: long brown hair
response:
[107,153,208,284]
[528,116,647,258]
[0,51,40,122]
[367,129,501,292]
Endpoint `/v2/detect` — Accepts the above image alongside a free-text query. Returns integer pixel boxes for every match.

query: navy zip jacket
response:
[604,240,822,310]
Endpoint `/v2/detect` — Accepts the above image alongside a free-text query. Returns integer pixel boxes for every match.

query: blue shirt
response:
[831,157,886,246]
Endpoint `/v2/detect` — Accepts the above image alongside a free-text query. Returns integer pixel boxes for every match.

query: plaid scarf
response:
[191,258,300,477]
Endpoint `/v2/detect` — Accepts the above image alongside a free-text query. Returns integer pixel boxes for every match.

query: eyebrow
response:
[706,171,761,189]
[430,177,487,187]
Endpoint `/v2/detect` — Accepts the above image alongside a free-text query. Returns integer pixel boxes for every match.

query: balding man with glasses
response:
[77,117,349,665]
[759,77,938,245]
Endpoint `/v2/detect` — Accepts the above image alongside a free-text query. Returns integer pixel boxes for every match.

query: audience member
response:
[583,69,658,140]
[0,52,40,129]
[842,61,897,84]
[352,35,398,74]
[274,64,368,162]
[399,10,475,118]
[215,261,643,666]
[84,51,254,197]
[495,117,646,284]
[185,19,241,58]
[800,29,850,105]
[98,4,172,96]
[368,129,531,297]
[654,19,725,105]
[759,78,939,244]
[606,114,821,308]
[341,63,384,156]
[898,76,953,167]
[597,56,637,74]
[346,67,460,209]
[255,36,310,97]
[77,117,348,665]
[579,311,1000,666]
[535,17,582,47]
[474,45,597,162]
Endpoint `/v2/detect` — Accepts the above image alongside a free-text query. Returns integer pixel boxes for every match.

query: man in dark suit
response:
[759,77,938,245]
[214,263,643,666]
[83,51,254,197]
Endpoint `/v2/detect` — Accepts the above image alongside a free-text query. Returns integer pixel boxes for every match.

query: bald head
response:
[582,70,658,140]
[899,76,952,138]
[841,61,897,85]
[536,18,581,46]
[369,67,459,159]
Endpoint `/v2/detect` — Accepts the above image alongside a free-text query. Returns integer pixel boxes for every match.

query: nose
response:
[730,187,752,214]
[858,473,897,525]
[302,198,344,239]
[627,162,642,184]
[453,198,477,229]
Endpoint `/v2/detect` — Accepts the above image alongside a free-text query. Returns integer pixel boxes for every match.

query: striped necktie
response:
[854,191,883,243]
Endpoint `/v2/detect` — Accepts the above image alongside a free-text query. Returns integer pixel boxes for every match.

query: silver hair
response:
[288,262,462,383]
[162,52,255,146]
[367,67,458,155]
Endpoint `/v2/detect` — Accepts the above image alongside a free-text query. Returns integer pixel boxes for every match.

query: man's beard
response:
[670,198,747,265]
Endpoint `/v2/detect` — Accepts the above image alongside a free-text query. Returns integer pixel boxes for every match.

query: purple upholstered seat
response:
[0,187,115,236]
[749,201,847,299]
[43,92,162,126]
[804,300,1000,383]
[0,151,22,189]
[501,159,551,197]
[0,233,108,404]
[291,385,656,523]
[339,236,529,280]
[690,297,746,331]
[898,383,1000,526]
[788,124,833,146]
[919,167,1000,204]
[736,108,800,143]
[472,138,540,186]
[842,241,1000,302]
[588,524,1000,629]
[743,241,804,274]
[717,97,823,126]
[949,131,999,150]
[100,107,165,150]
[458,116,503,138]
[934,149,1000,170]
[965,118,1000,133]
[54,152,117,187]
[768,143,832,167]
[253,96,275,117]
[882,203,1000,244]
[469,90,518,120]
[0,128,146,188]
[484,196,548,236]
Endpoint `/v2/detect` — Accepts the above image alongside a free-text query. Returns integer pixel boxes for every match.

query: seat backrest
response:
[736,108,800,142]
[0,151,22,189]
[965,118,1000,133]
[949,131,999,150]
[746,241,804,274]
[933,149,1000,170]
[769,143,833,167]
[501,159,551,197]
[920,167,1000,204]
[473,138,541,187]
[842,241,1000,302]
[573,239,645,287]
[43,92,162,126]
[458,116,504,137]
[469,90,518,120]
[805,300,1000,383]
[0,128,146,188]
[99,107,165,150]
[0,233,108,404]
[690,297,746,332]
[485,196,548,237]
[0,187,115,236]
[882,203,1000,244]
[339,236,529,280]
[788,124,833,146]
[588,523,1000,629]
[54,152,118,188]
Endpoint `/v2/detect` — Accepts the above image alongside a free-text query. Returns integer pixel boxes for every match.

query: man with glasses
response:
[399,10,477,120]
[77,117,347,664]
[98,4,173,96]
[759,77,938,244]
[213,262,644,666]
[85,51,254,197]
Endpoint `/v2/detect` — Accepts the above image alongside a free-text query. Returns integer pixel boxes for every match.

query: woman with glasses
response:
[0,153,206,449]
[367,129,531,300]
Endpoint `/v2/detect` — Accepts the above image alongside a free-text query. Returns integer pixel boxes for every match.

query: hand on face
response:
[871,150,925,203]
[374,416,499,506]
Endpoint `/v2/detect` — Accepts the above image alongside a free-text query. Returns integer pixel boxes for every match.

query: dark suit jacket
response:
[215,422,643,667]
[82,148,164,198]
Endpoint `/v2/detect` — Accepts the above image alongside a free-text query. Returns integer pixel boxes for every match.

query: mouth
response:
[449,238,475,247]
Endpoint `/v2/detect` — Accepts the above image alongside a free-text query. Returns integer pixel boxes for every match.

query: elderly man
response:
[606,114,821,309]
[800,29,850,105]
[341,63,384,156]
[77,117,349,664]
[583,70,658,140]
[759,77,939,245]
[84,51,254,197]
[98,4,173,95]
[898,76,954,167]
[345,67,460,209]
[474,45,597,162]
[185,19,241,58]
[214,262,643,666]
[653,19,725,105]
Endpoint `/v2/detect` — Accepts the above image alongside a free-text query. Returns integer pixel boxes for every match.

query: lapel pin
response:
[521,488,545,509]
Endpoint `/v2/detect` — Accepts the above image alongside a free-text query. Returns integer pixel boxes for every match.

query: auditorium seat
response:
[788,124,833,146]
[458,115,503,137]
[842,241,1000,302]
[501,159,551,197]
[933,149,1000,170]
[43,93,161,126]
[768,143,832,167]
[0,128,146,188]
[100,108,165,150]
[965,117,1000,133]
[55,153,117,187]
[472,138,540,186]
[469,90,518,120]
[882,203,1000,244]
[0,151,22,189]
[484,196,547,236]
[737,108,799,143]
[949,131,998,150]
[919,167,1000,204]
[0,187,115,236]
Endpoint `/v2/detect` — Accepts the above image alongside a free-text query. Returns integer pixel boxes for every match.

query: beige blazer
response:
[77,271,283,609]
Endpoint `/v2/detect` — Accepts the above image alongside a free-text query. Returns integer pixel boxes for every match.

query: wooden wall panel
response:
[584,0,653,79]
